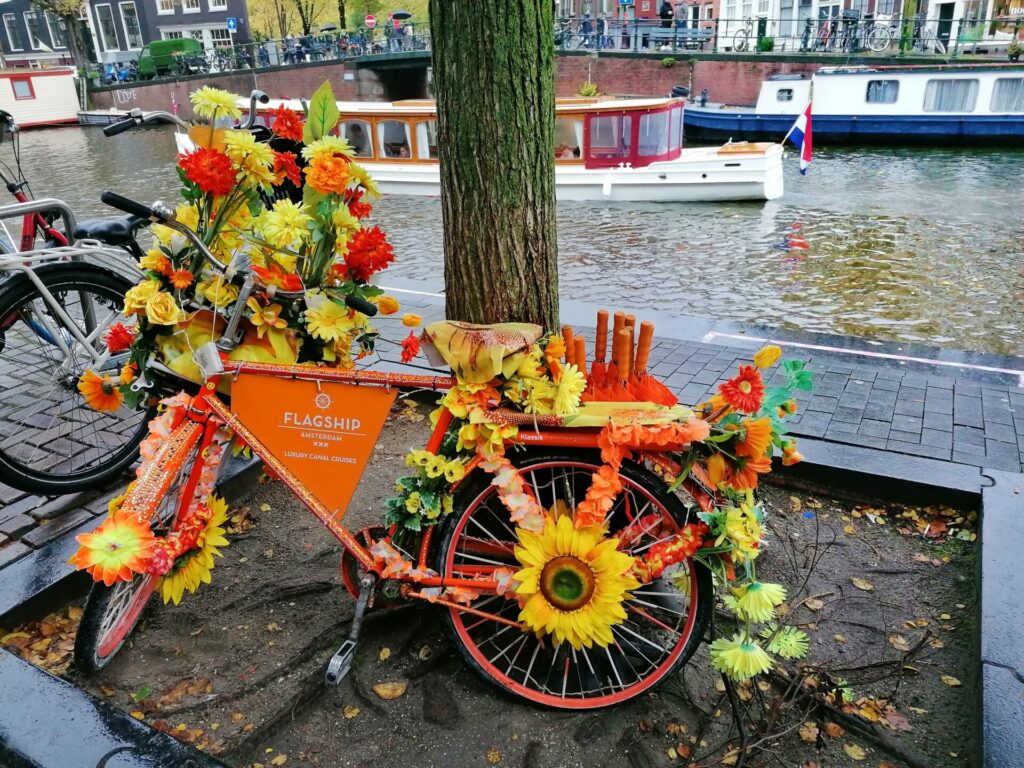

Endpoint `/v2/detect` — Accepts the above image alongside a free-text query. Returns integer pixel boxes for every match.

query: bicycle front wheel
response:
[732,30,749,51]
[0,263,152,494]
[436,450,712,709]
[867,28,891,51]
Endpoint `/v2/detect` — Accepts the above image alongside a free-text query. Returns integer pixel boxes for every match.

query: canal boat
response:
[684,64,1024,146]
[181,97,785,202]
[0,68,79,128]
[78,108,131,126]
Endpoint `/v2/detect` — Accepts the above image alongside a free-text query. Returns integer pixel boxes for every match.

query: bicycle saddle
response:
[424,320,543,383]
[74,214,147,246]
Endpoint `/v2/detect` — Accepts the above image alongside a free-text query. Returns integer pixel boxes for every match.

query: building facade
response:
[0,0,251,67]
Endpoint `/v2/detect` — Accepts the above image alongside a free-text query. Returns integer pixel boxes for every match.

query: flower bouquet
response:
[81,82,408,414]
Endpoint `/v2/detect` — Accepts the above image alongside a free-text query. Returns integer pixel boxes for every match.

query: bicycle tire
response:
[0,263,153,494]
[732,30,749,52]
[867,28,891,51]
[931,34,947,54]
[74,419,204,672]
[436,450,712,709]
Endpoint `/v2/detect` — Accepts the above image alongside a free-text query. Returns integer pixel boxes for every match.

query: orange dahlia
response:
[252,263,303,292]
[734,417,773,458]
[718,365,765,414]
[169,269,194,290]
[103,322,136,353]
[305,154,351,195]
[273,150,302,187]
[270,105,304,142]
[69,515,156,586]
[730,455,772,491]
[179,147,236,196]
[78,369,124,412]
[339,226,395,282]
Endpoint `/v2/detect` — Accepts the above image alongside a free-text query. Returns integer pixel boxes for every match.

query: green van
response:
[136,38,204,79]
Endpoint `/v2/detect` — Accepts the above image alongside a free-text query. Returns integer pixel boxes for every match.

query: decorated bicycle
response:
[70,84,812,707]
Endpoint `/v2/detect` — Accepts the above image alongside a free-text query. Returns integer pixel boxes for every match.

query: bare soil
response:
[46,399,976,768]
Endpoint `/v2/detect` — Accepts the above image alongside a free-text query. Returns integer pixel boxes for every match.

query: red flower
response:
[718,365,765,414]
[270,105,304,142]
[340,226,395,283]
[400,331,420,363]
[252,263,303,292]
[178,148,235,196]
[104,322,136,353]
[273,151,302,187]
[347,189,373,219]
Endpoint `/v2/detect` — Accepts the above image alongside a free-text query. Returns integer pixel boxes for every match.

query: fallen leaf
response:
[857,705,881,723]
[801,763,820,768]
[99,683,116,697]
[823,722,844,738]
[372,680,408,700]
[666,747,677,759]
[884,710,913,732]
[259,503,272,513]
[130,711,145,720]
[789,496,802,512]
[799,721,819,744]
[485,749,501,765]
[378,647,391,662]
[638,719,652,733]
[834,634,847,644]
[242,723,255,733]
[939,613,951,620]
[843,524,856,535]
[417,645,432,660]
[270,756,288,766]
[67,606,83,621]
[887,634,911,652]
[721,748,740,766]
[675,744,691,758]
[941,675,962,687]
[908,706,928,715]
[231,712,244,722]
[851,577,874,591]
[342,705,360,719]
[266,622,282,632]
[805,598,824,612]
[842,743,867,761]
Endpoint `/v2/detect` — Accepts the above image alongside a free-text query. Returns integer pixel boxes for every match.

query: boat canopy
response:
[246,96,686,170]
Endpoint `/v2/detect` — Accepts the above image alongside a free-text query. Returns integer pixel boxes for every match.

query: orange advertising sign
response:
[231,375,397,520]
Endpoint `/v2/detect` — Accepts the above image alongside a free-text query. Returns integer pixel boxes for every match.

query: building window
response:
[341,120,373,157]
[190,29,204,40]
[94,4,118,50]
[866,80,899,103]
[210,27,231,46]
[163,29,183,38]
[119,2,143,48]
[923,79,978,112]
[23,10,46,50]
[209,0,227,9]
[991,78,1024,112]
[156,0,174,15]
[182,0,200,12]
[776,88,794,101]
[11,78,34,100]
[3,12,24,50]
[45,12,68,48]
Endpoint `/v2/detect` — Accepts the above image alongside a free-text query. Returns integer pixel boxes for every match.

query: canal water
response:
[11,124,1023,356]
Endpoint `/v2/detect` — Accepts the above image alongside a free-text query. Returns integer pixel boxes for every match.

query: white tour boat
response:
[179,96,784,203]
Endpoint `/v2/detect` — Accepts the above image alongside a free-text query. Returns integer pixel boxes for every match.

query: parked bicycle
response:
[731,16,756,52]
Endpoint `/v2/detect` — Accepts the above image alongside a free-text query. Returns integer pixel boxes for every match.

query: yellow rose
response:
[123,279,161,314]
[144,291,185,326]
[753,345,782,369]
[138,250,171,275]
[402,313,422,328]
[198,279,240,308]
[376,295,400,315]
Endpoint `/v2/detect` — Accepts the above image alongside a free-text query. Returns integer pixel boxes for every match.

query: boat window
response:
[376,120,412,158]
[415,120,438,159]
[588,114,632,162]
[341,120,373,158]
[638,110,670,156]
[776,89,794,102]
[555,118,582,159]
[923,79,979,113]
[669,106,683,150]
[866,80,899,104]
[10,79,33,100]
[991,78,1024,112]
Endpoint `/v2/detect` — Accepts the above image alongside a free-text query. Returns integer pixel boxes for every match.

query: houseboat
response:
[0,68,79,128]
[684,64,1024,145]
[180,97,785,202]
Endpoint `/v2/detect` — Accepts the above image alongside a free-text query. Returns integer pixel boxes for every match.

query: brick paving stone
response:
[954,397,985,428]
[921,429,954,449]
[889,429,921,444]
[859,419,891,438]
[0,514,36,539]
[0,542,30,568]
[809,395,839,413]
[872,388,898,406]
[924,397,954,415]
[0,496,41,524]
[19,509,93,549]
[832,406,864,424]
[891,414,923,434]
[888,440,951,460]
[895,400,925,417]
[985,439,1020,463]
[985,422,1018,444]
[923,412,953,431]
[954,425,986,445]
[862,402,895,422]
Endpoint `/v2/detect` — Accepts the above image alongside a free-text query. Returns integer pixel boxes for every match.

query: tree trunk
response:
[337,0,346,28]
[428,0,559,329]
[62,13,87,69]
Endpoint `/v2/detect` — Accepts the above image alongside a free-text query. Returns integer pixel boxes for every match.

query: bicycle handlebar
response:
[343,293,378,317]
[100,191,156,221]
[102,117,139,137]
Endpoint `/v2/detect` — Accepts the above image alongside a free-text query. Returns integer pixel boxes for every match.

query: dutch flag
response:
[784,103,813,175]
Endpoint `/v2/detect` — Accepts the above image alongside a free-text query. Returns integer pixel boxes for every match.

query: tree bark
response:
[428,0,559,329]
[337,0,346,27]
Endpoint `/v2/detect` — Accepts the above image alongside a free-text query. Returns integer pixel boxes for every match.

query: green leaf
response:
[303,80,339,144]
[303,184,326,211]
[130,684,154,702]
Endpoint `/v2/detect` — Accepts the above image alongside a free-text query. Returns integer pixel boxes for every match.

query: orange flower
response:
[178,147,236,196]
[718,365,765,414]
[706,453,733,486]
[304,154,351,195]
[734,417,773,458]
[730,455,772,491]
[270,105,304,142]
[781,440,803,466]
[401,331,421,363]
[169,269,194,290]
[69,514,156,587]
[348,189,373,219]
[77,369,123,412]
[544,335,565,379]
[339,226,395,283]
[576,464,623,528]
[402,313,422,328]
[252,263,303,292]
[273,150,302,187]
[376,295,400,315]
[104,322,136,353]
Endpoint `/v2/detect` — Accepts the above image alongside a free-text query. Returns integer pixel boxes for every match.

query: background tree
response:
[428,0,559,328]
[30,0,89,67]
[249,0,296,38]
[288,0,331,34]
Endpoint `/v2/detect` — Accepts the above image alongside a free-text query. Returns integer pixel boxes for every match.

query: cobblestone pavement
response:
[2,287,1022,575]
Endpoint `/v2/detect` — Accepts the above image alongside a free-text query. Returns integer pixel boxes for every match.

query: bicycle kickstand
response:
[325,572,377,686]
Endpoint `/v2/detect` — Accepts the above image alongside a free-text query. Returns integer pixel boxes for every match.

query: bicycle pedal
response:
[325,639,357,685]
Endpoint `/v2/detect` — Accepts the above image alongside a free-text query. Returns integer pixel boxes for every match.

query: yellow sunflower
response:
[301,135,354,161]
[157,497,230,605]
[258,198,312,248]
[304,300,353,342]
[553,363,587,415]
[190,86,242,121]
[514,514,639,650]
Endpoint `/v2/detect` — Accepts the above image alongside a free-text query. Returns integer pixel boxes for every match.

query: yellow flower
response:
[246,298,287,338]
[190,86,242,121]
[522,378,557,415]
[718,502,763,562]
[553,363,586,415]
[138,249,171,275]
[197,279,240,308]
[223,130,276,188]
[119,363,135,386]
[405,449,434,468]
[258,199,312,248]
[731,581,787,622]
[424,457,445,479]
[443,459,466,483]
[456,417,517,456]
[709,634,773,681]
[305,300,353,342]
[157,497,230,605]
[402,313,422,328]
[145,291,185,326]
[69,514,156,587]
[442,495,453,515]
[514,514,640,650]
[301,135,354,161]
[348,162,380,198]
[753,345,782,369]
[376,295,400,315]
[152,203,199,254]
[77,369,124,413]
[331,205,361,236]
[123,279,161,315]
[405,491,422,514]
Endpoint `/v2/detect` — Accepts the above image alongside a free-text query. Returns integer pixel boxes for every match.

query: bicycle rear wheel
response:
[0,263,152,494]
[73,419,204,672]
[867,27,892,51]
[732,30,749,51]
[436,450,712,709]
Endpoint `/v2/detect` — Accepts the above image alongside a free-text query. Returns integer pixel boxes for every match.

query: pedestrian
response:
[581,14,594,47]
[596,14,608,48]
[675,1,689,29]
[384,16,394,51]
[258,42,270,67]
[659,0,675,27]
